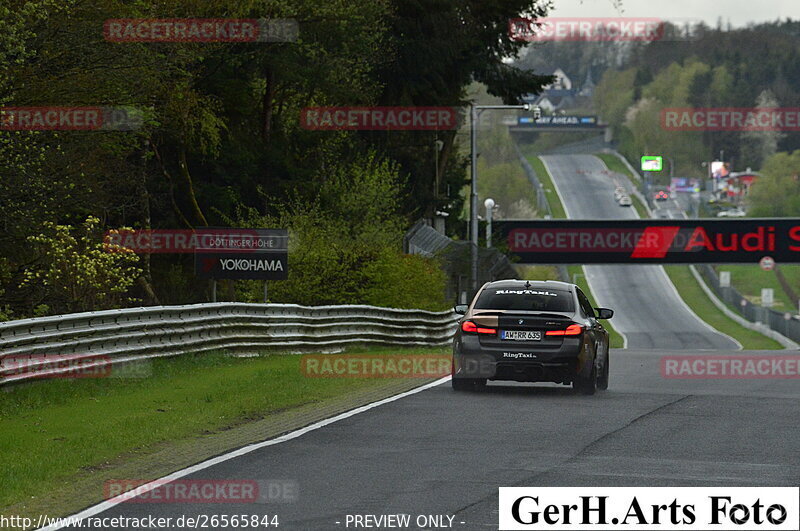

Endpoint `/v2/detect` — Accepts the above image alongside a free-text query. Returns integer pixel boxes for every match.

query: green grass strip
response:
[527,155,567,219]
[0,346,448,510]
[663,266,783,350]
[516,265,560,282]
[595,152,637,180]
[717,264,799,311]
[630,193,649,219]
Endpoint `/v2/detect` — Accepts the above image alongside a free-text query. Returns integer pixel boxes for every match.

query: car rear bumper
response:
[493,360,576,383]
[453,336,590,383]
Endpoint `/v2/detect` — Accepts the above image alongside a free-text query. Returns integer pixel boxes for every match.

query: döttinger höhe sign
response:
[194,228,288,279]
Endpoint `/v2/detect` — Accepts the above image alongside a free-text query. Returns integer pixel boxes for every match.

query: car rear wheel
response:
[573,356,598,395]
[598,348,609,391]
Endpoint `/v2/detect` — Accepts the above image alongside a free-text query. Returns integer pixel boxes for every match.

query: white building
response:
[542,68,572,91]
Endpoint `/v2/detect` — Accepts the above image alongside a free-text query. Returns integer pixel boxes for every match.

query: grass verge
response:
[717,264,800,311]
[663,266,783,349]
[516,265,560,281]
[526,156,567,219]
[630,194,649,219]
[0,346,447,516]
[594,152,637,180]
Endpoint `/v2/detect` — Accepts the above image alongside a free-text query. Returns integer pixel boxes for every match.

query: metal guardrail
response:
[695,265,800,345]
[0,303,459,385]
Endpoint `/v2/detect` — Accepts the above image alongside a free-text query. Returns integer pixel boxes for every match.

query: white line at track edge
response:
[38,377,451,530]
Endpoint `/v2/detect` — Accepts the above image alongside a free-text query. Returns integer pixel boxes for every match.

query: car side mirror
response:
[595,307,614,319]
[454,304,468,315]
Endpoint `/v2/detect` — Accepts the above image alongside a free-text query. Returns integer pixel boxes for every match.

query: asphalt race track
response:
[47,155,799,531]
[50,350,800,530]
[540,154,740,350]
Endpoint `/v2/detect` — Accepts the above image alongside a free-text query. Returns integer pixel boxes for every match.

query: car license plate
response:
[501,330,542,341]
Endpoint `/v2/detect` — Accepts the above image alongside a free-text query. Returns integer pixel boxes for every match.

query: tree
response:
[372,0,553,220]
[0,0,554,315]
[747,151,800,217]
[740,90,785,169]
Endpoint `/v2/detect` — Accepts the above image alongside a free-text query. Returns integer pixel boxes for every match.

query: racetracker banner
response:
[497,219,800,264]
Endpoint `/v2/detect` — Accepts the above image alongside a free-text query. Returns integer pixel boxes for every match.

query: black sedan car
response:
[451,279,614,395]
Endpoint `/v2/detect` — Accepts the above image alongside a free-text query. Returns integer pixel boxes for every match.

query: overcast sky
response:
[547,0,800,28]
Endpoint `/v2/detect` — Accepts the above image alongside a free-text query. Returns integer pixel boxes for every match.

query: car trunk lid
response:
[474,312,576,348]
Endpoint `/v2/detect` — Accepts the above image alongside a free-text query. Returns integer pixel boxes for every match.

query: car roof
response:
[483,279,575,291]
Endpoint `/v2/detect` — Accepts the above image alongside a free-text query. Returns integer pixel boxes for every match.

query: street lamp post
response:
[470,103,539,294]
[484,197,495,248]
[434,139,444,197]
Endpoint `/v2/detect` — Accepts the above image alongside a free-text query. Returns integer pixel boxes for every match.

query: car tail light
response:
[545,324,584,336]
[461,320,497,335]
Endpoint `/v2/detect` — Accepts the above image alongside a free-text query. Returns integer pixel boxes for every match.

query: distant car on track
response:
[654,190,669,201]
[717,208,746,217]
[613,187,626,201]
[618,195,632,207]
[451,280,614,395]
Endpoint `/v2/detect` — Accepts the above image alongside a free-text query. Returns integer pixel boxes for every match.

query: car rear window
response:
[474,287,575,312]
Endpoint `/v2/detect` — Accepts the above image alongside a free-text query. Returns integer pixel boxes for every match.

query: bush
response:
[358,249,449,311]
[20,217,142,314]
[234,153,449,309]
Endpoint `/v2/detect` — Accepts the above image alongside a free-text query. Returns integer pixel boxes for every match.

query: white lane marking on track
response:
[37,377,451,530]
[541,155,629,349]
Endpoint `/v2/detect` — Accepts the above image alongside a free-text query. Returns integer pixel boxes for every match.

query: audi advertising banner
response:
[498,219,800,264]
[194,228,288,279]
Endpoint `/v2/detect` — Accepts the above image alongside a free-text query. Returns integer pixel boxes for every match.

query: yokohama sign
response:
[498,220,800,264]
[194,228,288,279]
